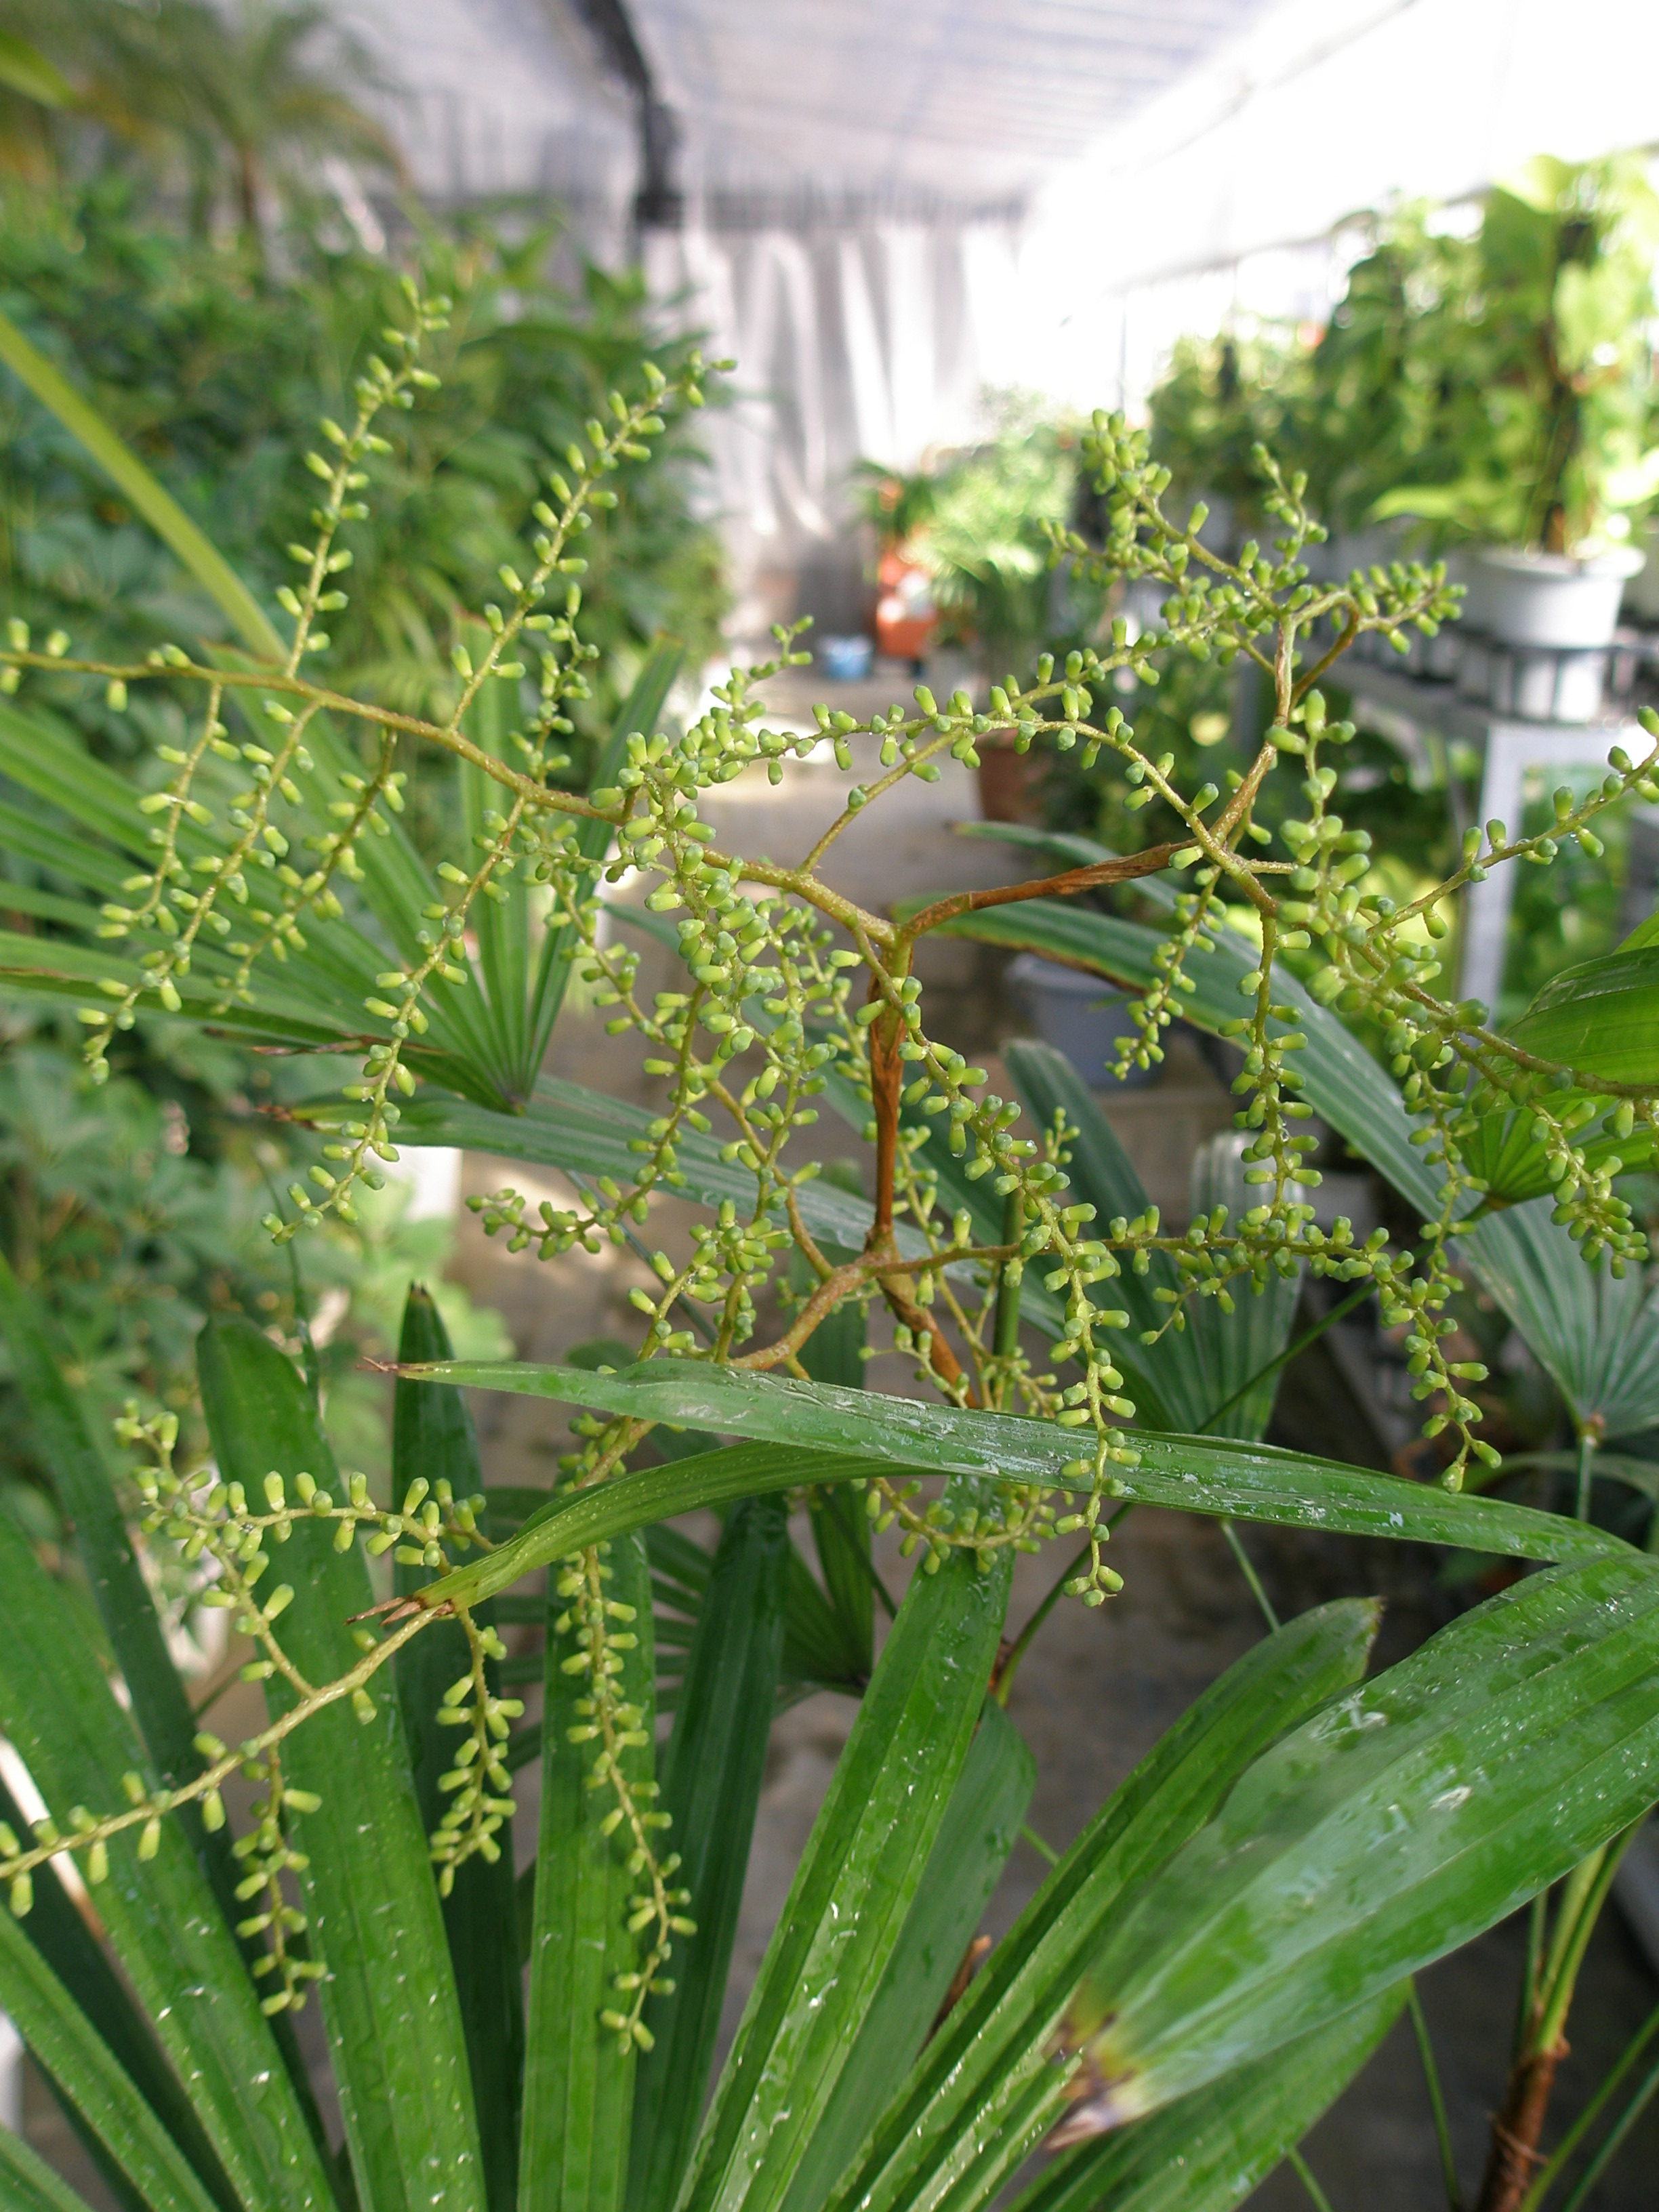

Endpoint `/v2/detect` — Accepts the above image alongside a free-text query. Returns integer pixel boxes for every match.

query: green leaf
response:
[457,619,533,1104]
[642,1521,711,1713]
[0,29,71,105]
[0,691,518,1115]
[1007,1986,1404,2212]
[1061,1553,1659,2131]
[0,1902,222,2212]
[643,1515,865,1717]
[1507,946,1659,1082]
[424,1438,900,1614]
[0,311,282,661]
[1462,1199,1659,1439]
[825,1599,1380,2212]
[678,1478,1012,2212]
[627,1496,790,2212]
[0,1263,268,1987]
[0,1778,230,2212]
[1458,1097,1659,1206]
[781,1541,869,1697]
[520,1530,655,2212]
[1002,1040,1213,1432]
[780,1699,1035,2212]
[525,643,682,1087]
[908,895,1443,1221]
[334,1076,890,1256]
[0,2127,100,2212]
[1185,1132,1303,1443]
[0,1508,337,2212]
[794,1238,880,1668]
[1503,1449,1659,1499]
[197,1318,486,2212]
[392,1291,524,2212]
[404,1363,1626,1619]
[0,1250,198,1762]
[0,795,131,897]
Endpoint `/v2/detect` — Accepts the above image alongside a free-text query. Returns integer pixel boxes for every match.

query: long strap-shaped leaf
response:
[522,642,682,1092]
[197,1319,486,2212]
[0,1252,194,1771]
[0,1779,232,2212]
[779,1698,1034,2212]
[0,1510,337,2212]
[392,1291,525,2212]
[1000,1041,1212,1431]
[626,1494,791,2212]
[1061,1553,1659,2130]
[0,1903,222,2212]
[905,893,1445,1221]
[520,1530,655,2212]
[0,2125,102,2212]
[0,1256,327,2147]
[403,1365,1626,1620]
[457,621,533,1101]
[1460,1198,1659,1440]
[0,308,283,660]
[918,888,1659,1421]
[819,1599,1379,2212]
[1005,1986,1405,2212]
[678,1475,1012,2212]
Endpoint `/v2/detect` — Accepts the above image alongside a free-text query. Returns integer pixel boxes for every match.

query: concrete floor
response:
[19,680,1659,2208]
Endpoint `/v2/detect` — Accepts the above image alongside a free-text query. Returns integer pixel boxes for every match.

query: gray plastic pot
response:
[1008,954,1158,1089]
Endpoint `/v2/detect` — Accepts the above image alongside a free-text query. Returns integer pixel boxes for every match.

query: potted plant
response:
[1146,326,1309,553]
[850,461,940,669]
[1374,154,1659,715]
[8,270,1659,2212]
[855,410,1084,819]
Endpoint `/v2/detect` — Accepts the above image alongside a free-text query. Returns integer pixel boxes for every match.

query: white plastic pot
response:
[1474,546,1643,650]
[1008,954,1157,1090]
[1488,647,1611,723]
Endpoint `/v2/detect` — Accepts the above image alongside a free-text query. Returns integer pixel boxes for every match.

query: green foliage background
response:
[0,177,724,1511]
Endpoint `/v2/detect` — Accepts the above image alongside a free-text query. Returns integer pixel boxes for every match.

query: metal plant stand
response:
[1342,660,1647,1014]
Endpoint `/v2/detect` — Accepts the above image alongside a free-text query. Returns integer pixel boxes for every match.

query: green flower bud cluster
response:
[0,1406,499,1981]
[203,1733,326,2015]
[554,1543,690,2053]
[430,1619,523,1892]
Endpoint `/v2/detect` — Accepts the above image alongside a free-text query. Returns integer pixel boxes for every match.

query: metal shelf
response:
[1342,663,1644,1012]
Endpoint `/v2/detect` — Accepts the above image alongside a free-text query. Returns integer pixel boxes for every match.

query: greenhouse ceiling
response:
[343,0,1273,218]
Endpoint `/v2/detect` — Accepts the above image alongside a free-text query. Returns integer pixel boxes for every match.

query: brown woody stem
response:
[901,843,1180,943]
[1477,2041,1566,2212]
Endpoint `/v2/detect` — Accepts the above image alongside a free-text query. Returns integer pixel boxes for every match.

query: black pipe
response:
[567,0,683,228]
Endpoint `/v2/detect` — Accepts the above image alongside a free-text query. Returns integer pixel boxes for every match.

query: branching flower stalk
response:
[8,296,1659,2055]
[0,1402,499,1997]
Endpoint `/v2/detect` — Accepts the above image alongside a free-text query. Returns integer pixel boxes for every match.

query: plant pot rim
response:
[1475,544,1645,581]
[1008,951,1125,998]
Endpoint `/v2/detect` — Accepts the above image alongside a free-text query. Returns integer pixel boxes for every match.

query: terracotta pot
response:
[874,545,937,663]
[976,734,1043,823]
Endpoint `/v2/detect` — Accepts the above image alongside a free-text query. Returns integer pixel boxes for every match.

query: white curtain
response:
[647,218,1025,601]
